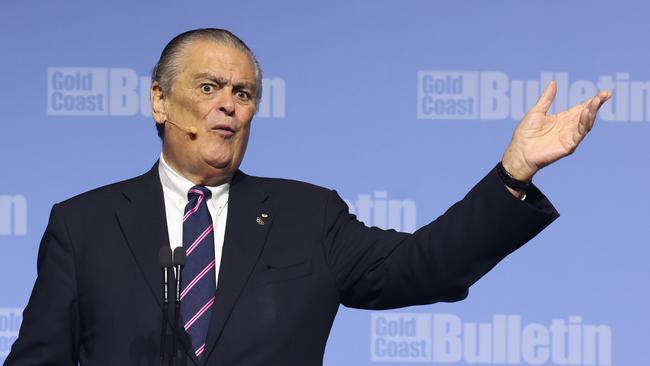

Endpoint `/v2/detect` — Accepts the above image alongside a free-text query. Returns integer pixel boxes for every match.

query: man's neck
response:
[160,150,232,187]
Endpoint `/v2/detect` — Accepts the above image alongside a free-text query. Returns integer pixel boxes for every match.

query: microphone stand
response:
[159,247,173,366]
[171,247,187,366]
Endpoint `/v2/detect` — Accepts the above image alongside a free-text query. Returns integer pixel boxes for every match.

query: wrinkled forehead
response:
[176,40,257,83]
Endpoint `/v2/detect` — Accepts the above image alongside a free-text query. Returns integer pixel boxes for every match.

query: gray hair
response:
[151,28,262,139]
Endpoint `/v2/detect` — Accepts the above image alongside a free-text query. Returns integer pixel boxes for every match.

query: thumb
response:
[530,81,557,114]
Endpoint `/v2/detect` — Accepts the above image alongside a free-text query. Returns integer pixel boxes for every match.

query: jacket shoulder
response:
[55,170,153,212]
[243,174,334,199]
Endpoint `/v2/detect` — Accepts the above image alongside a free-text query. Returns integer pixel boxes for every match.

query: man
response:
[6,28,610,365]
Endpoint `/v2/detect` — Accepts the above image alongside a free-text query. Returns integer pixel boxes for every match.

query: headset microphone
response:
[165,120,198,135]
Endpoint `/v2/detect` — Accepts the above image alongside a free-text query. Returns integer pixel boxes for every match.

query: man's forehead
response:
[179,40,255,78]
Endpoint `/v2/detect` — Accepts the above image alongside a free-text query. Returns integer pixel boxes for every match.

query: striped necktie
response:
[180,185,216,360]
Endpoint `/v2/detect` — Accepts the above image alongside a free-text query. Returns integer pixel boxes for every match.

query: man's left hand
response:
[501,81,612,185]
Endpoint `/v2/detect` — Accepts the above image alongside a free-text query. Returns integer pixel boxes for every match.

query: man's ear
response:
[151,81,168,126]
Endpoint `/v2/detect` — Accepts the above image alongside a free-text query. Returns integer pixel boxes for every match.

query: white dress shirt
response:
[158,153,229,288]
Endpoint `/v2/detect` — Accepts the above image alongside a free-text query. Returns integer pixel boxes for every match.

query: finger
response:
[565,90,609,120]
[595,90,611,109]
[589,96,601,113]
[578,108,590,140]
[588,93,610,122]
[598,89,612,101]
[580,104,595,134]
[569,109,589,153]
[531,81,557,114]
[586,98,600,131]
[569,94,598,117]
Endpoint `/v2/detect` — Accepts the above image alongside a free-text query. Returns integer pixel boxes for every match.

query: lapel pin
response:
[256,217,265,225]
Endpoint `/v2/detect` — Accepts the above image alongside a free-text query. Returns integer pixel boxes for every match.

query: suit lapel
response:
[201,171,274,365]
[114,162,199,365]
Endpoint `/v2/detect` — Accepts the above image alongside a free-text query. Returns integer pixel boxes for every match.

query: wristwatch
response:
[496,161,530,193]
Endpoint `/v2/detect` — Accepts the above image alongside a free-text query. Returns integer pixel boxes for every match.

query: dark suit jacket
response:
[6,162,558,365]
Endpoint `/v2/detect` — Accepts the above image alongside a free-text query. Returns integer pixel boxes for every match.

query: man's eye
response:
[201,84,214,93]
[236,91,251,101]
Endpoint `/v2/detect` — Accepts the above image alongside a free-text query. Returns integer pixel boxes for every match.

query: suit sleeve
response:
[5,204,80,365]
[322,165,560,310]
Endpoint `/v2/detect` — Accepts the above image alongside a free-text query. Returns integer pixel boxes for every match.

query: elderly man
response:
[6,28,610,365]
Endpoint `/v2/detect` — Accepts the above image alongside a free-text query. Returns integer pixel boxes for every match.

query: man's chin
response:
[204,154,237,172]
[206,158,230,169]
[201,149,243,177]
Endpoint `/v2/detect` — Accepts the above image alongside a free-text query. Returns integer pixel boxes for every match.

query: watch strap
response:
[496,161,531,192]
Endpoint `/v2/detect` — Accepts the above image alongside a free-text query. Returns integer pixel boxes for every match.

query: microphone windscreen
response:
[159,246,173,268]
[173,247,187,267]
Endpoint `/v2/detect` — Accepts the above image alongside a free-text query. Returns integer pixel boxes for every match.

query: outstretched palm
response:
[503,81,611,181]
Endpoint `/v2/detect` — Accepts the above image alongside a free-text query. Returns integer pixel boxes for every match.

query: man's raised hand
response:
[501,81,612,184]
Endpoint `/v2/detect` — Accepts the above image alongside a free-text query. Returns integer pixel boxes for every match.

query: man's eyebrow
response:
[192,72,227,84]
[233,81,257,91]
[192,73,256,91]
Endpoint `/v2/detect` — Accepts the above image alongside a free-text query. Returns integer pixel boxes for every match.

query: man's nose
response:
[216,88,235,116]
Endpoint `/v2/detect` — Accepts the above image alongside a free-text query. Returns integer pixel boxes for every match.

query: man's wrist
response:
[501,150,536,182]
[496,161,530,200]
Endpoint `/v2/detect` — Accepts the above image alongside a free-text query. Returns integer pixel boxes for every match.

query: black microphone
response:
[171,247,187,366]
[158,247,173,366]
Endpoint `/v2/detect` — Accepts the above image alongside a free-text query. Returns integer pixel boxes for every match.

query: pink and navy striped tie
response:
[181,186,216,360]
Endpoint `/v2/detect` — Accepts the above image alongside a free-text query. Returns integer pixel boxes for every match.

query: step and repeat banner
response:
[1,1,648,365]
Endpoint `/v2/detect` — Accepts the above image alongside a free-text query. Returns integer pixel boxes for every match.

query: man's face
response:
[153,40,258,184]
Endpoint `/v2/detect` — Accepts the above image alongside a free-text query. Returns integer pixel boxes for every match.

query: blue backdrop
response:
[1,1,648,364]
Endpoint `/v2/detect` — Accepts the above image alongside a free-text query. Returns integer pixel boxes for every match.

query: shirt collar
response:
[158,152,230,214]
